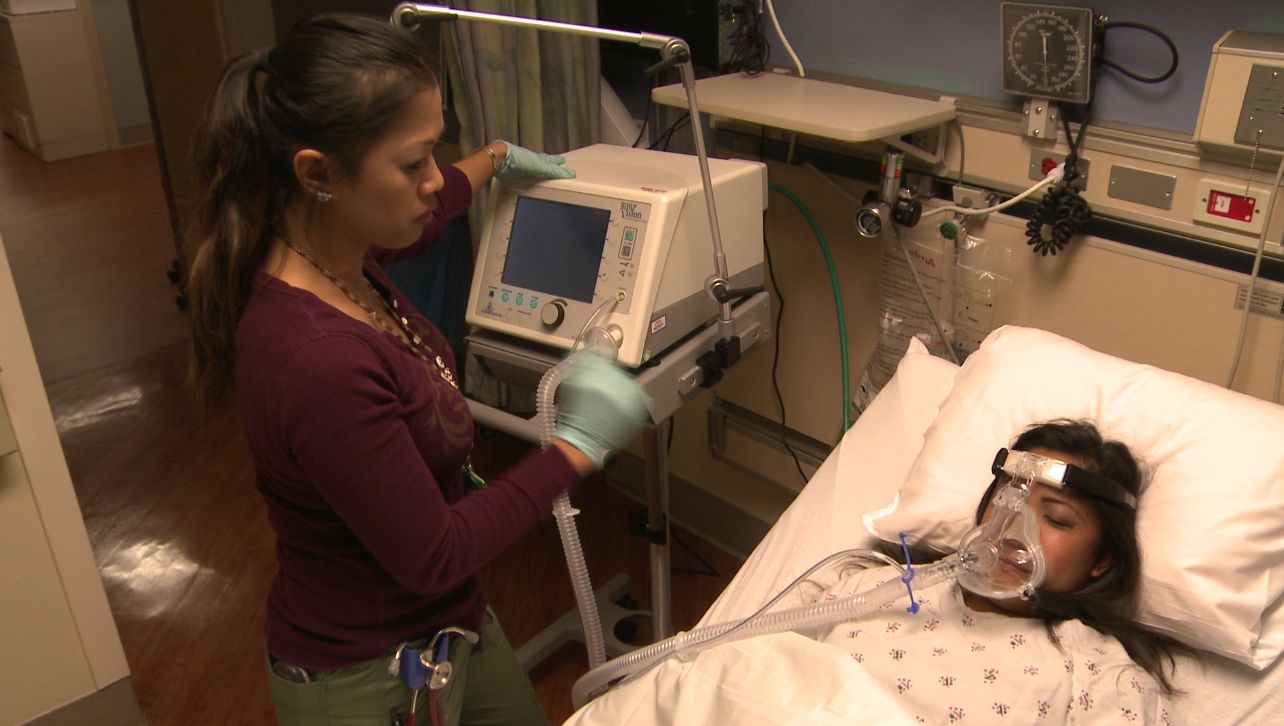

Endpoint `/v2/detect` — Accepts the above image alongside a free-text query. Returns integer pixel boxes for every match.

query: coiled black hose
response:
[1025,105,1093,255]
[1025,176,1092,256]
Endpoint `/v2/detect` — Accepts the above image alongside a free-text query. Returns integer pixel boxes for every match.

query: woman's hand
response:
[554,352,649,471]
[493,140,575,180]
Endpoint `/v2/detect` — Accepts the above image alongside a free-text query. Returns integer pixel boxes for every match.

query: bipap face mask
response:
[956,448,1138,602]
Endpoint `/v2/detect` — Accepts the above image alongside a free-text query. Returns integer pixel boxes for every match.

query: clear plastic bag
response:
[853,220,1012,414]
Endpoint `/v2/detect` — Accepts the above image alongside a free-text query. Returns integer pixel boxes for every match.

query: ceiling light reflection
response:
[55,386,144,432]
[99,539,209,617]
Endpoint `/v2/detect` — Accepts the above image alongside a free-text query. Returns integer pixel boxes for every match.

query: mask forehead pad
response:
[992,448,1137,511]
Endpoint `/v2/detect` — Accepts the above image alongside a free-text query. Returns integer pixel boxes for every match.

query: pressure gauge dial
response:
[1001,2,1095,104]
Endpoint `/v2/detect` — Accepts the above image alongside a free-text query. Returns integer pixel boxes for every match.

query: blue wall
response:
[765,0,1284,135]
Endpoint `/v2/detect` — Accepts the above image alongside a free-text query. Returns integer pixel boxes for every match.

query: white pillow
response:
[833,337,962,511]
[865,325,1284,668]
[702,337,960,627]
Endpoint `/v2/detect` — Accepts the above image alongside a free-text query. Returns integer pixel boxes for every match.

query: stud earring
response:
[314,189,333,203]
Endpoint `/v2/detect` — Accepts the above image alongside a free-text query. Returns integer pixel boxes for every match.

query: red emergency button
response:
[1207,190,1256,223]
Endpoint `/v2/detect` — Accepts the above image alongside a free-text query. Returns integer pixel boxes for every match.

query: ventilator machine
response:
[466,143,766,369]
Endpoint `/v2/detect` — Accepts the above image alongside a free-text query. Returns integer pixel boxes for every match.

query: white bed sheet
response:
[698,354,1284,725]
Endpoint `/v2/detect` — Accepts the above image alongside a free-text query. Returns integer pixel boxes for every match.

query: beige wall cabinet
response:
[0,232,141,723]
[0,390,100,722]
[0,8,110,160]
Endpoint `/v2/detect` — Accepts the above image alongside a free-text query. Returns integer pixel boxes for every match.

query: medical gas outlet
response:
[855,150,923,238]
[1192,179,1272,235]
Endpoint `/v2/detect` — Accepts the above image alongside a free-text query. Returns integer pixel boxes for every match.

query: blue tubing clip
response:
[898,532,921,615]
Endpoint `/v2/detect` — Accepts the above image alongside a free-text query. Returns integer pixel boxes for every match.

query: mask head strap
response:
[1032,589,1082,619]
[992,448,1137,512]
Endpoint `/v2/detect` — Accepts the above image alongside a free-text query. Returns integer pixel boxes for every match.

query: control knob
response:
[540,300,566,328]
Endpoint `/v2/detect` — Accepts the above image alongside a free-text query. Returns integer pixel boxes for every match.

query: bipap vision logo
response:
[620,202,643,221]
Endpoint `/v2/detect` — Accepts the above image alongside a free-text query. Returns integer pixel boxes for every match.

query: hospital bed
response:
[567,325,1284,724]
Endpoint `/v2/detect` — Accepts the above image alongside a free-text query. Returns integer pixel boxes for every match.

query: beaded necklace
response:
[283,239,487,490]
[284,239,457,389]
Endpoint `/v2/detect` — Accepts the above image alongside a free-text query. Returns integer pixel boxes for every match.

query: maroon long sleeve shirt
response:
[234,165,578,669]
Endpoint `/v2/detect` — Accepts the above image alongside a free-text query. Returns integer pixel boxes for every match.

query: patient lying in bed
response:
[801,567,1169,723]
[791,419,1185,724]
[568,419,1186,725]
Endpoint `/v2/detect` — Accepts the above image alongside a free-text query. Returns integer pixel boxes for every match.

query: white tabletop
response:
[652,73,956,143]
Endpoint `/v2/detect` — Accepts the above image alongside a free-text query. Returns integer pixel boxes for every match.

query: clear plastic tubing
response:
[535,295,624,671]
[536,356,608,669]
[571,554,961,709]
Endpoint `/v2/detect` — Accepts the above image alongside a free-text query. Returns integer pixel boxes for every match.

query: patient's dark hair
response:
[980,419,1192,695]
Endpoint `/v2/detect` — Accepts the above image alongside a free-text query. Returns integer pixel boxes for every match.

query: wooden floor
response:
[0,137,189,384]
[5,136,743,725]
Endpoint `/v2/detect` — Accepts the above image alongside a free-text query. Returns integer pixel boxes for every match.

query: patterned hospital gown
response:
[801,566,1173,724]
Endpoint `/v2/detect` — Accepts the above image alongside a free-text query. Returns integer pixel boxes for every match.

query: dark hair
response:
[185,13,438,410]
[980,419,1190,694]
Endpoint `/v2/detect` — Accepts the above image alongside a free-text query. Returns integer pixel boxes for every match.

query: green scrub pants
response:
[267,611,547,726]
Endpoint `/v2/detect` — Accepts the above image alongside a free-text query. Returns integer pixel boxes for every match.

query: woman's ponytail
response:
[186,51,284,411]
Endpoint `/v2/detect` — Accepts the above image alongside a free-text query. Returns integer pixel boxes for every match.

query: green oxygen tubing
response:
[767,181,851,433]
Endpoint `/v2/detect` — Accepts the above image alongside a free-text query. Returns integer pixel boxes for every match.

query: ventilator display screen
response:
[501,196,610,303]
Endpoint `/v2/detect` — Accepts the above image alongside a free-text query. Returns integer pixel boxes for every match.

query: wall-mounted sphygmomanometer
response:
[466,144,766,369]
[999,2,1178,255]
[1000,2,1100,255]
[1001,2,1096,106]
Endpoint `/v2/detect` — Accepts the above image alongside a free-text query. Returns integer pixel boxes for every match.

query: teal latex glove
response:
[554,353,649,468]
[496,140,575,180]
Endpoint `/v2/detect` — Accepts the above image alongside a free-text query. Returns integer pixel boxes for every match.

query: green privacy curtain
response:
[445,0,600,159]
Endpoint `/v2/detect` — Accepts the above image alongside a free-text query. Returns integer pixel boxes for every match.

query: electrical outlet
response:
[907,126,942,156]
